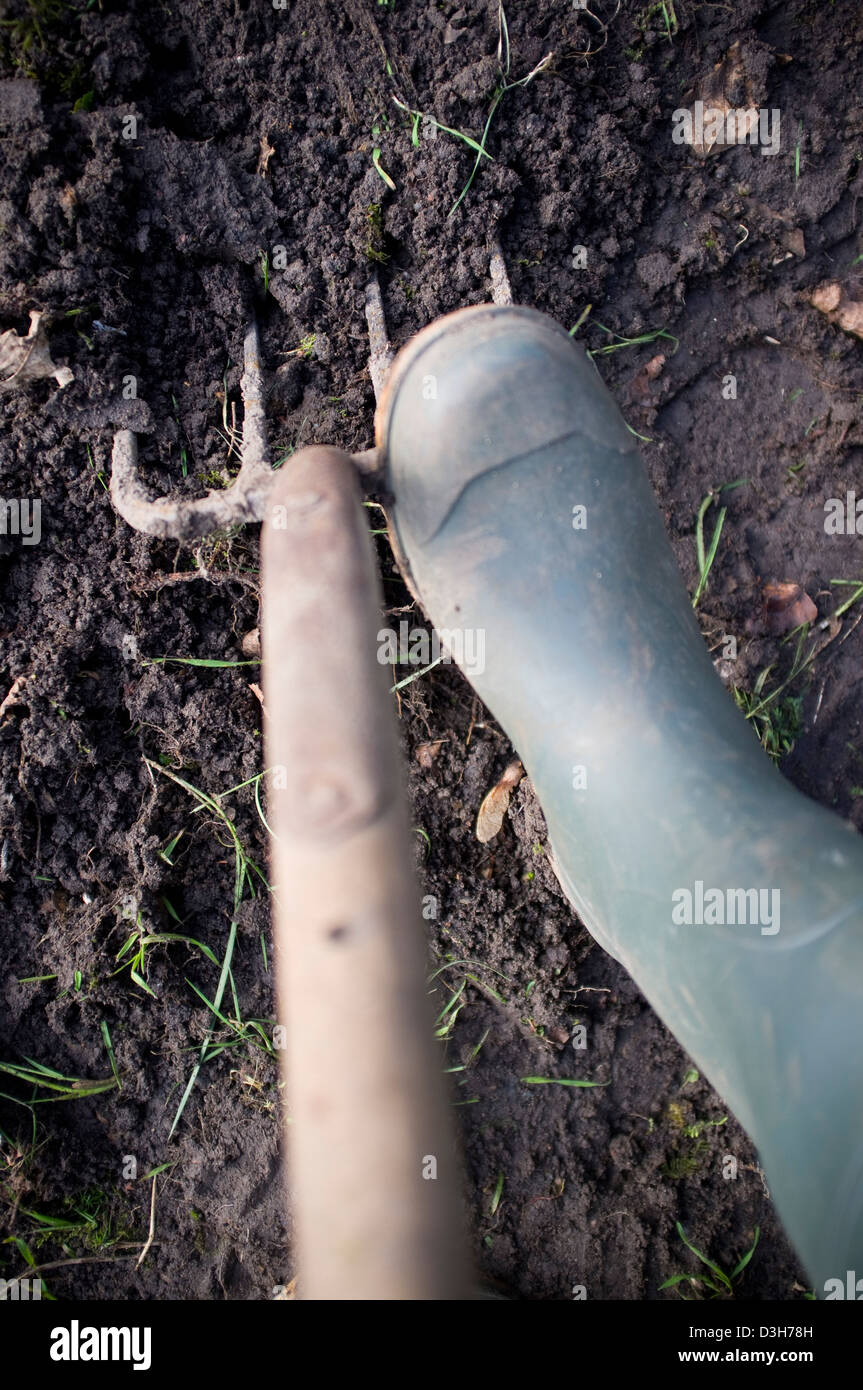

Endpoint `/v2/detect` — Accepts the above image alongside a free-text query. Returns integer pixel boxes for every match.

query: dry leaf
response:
[60,182,78,222]
[762,581,817,636]
[781,228,805,259]
[809,282,863,340]
[835,301,863,338]
[644,353,666,380]
[476,759,524,844]
[257,134,275,177]
[811,282,842,314]
[743,198,794,228]
[684,43,759,157]
[0,311,73,392]
[444,7,467,43]
[415,739,444,770]
[0,675,27,722]
[631,352,665,400]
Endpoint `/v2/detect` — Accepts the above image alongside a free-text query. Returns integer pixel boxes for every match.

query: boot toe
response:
[376,304,636,547]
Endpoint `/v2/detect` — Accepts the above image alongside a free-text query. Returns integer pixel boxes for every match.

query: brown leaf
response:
[836,300,863,339]
[257,134,275,177]
[811,282,842,314]
[415,739,444,770]
[444,7,468,43]
[780,228,806,259]
[809,282,863,339]
[644,353,666,380]
[686,43,758,157]
[0,310,74,392]
[630,352,666,401]
[60,182,78,222]
[476,759,524,844]
[0,674,27,722]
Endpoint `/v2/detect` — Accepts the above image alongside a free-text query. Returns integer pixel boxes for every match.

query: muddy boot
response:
[377,303,863,1295]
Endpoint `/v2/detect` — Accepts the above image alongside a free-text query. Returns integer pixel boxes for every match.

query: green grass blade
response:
[730,1226,760,1280]
[520,1075,608,1088]
[675,1221,732,1290]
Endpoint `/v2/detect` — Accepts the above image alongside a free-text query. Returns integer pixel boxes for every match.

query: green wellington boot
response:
[377,303,863,1295]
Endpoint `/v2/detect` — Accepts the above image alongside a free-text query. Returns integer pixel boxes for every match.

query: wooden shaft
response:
[262,446,468,1300]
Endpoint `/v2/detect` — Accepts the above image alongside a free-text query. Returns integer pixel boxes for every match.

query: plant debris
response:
[415,739,445,770]
[257,134,276,177]
[809,282,863,340]
[0,311,74,392]
[0,674,27,724]
[679,42,763,157]
[476,759,525,843]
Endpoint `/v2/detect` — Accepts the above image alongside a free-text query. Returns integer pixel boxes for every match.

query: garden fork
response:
[107,256,518,1298]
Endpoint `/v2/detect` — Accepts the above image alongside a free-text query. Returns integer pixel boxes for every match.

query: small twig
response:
[11,1245,148,1284]
[129,565,259,596]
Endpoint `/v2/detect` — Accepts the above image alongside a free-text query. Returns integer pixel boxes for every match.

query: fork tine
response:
[365,276,394,404]
[110,321,274,539]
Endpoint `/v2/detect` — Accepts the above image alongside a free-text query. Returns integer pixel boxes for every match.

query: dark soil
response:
[1,0,861,1301]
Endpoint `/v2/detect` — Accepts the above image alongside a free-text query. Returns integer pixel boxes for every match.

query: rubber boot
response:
[376,303,863,1295]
